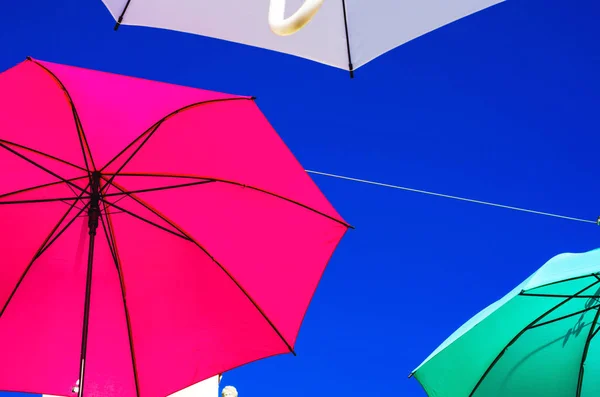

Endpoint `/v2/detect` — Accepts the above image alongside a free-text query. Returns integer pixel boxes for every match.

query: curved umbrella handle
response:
[269,0,325,36]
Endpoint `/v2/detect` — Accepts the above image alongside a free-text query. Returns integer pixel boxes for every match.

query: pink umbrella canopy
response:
[0,58,350,397]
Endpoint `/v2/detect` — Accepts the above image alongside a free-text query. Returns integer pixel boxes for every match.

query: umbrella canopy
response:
[169,374,220,397]
[101,0,503,75]
[0,58,350,397]
[45,374,221,397]
[411,248,600,397]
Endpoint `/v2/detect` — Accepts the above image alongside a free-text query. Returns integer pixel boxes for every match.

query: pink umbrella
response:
[0,58,350,397]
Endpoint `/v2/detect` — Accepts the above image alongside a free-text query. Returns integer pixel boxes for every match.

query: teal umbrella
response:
[411,248,600,397]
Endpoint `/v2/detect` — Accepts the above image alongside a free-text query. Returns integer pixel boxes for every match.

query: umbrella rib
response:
[592,322,600,339]
[0,196,88,205]
[37,202,92,261]
[114,0,134,30]
[99,97,254,175]
[526,303,600,330]
[103,173,352,229]
[100,121,164,194]
[103,194,129,210]
[0,176,88,200]
[0,191,88,318]
[341,0,354,78]
[28,58,97,173]
[0,139,88,172]
[105,180,298,355]
[99,207,142,397]
[102,180,216,197]
[100,197,191,241]
[468,279,600,397]
[524,274,600,292]
[0,141,89,195]
[576,307,600,396]
[520,292,600,299]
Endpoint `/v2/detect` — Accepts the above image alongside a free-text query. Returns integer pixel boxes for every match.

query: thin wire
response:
[305,170,596,225]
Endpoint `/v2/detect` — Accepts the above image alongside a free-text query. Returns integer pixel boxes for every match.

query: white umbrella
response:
[168,375,221,397]
[43,375,226,397]
[101,0,503,76]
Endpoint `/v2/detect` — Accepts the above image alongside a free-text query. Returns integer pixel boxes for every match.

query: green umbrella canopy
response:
[411,248,600,397]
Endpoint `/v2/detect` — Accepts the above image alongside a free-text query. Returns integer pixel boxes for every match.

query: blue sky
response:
[1,0,599,396]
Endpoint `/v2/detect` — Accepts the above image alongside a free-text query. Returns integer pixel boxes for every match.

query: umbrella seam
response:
[0,139,88,172]
[105,179,298,356]
[0,176,88,201]
[27,58,97,175]
[99,97,253,174]
[102,172,352,229]
[0,142,89,196]
[0,191,89,318]
[100,196,191,241]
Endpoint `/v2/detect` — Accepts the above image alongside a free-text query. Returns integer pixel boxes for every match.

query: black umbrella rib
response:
[106,181,297,356]
[0,192,88,318]
[99,97,254,176]
[0,176,88,201]
[103,173,353,229]
[0,142,89,195]
[102,180,215,197]
[28,58,96,174]
[527,303,600,330]
[99,208,141,397]
[0,196,86,205]
[0,139,87,172]
[576,307,600,396]
[100,197,191,241]
[520,293,600,299]
[524,274,600,292]
[37,202,91,260]
[341,0,354,78]
[114,0,134,30]
[468,279,600,397]
[100,120,164,194]
[592,323,600,340]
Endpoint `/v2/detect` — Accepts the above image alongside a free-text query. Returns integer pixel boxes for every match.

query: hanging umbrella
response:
[169,374,220,397]
[45,374,221,397]
[101,0,504,77]
[410,248,600,397]
[0,57,350,397]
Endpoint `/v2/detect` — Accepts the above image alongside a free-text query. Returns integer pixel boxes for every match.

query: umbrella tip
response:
[408,372,414,379]
[250,96,257,100]
[26,56,32,61]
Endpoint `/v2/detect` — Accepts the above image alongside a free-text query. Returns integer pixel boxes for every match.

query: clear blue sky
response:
[1,0,599,396]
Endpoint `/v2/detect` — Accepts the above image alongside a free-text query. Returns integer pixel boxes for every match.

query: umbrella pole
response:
[77,172,101,397]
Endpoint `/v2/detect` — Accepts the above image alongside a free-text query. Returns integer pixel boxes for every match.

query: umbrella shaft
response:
[88,172,101,232]
[78,172,101,397]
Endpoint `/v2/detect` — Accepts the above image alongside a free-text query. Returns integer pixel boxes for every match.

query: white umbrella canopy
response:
[101,0,503,76]
[43,375,223,397]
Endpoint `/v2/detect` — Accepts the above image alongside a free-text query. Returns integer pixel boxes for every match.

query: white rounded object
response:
[268,0,325,36]
[222,385,238,397]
